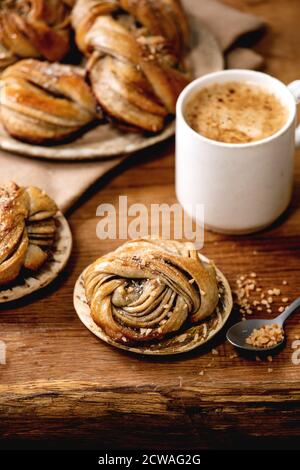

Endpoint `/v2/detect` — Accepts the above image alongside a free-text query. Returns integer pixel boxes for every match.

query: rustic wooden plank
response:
[0,0,299,448]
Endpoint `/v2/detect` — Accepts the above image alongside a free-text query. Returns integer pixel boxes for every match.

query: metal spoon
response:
[227,296,300,352]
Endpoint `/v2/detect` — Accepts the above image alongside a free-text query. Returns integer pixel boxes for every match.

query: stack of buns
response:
[0,0,191,144]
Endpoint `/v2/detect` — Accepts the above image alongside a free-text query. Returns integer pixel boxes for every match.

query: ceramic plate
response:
[73,254,233,356]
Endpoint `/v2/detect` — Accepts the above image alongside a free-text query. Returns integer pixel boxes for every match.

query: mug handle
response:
[287,80,300,147]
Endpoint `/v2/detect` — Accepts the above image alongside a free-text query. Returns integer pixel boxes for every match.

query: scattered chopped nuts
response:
[267,368,273,373]
[278,306,285,313]
[282,280,288,285]
[212,348,219,356]
[229,353,238,359]
[235,273,288,319]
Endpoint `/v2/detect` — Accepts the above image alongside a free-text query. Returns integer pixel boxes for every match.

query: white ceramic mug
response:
[176,69,300,234]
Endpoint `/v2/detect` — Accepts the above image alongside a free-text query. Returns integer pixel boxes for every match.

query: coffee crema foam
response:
[185,81,288,144]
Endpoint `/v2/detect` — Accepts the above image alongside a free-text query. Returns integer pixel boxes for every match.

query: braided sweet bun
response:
[0,182,58,286]
[84,239,219,345]
[72,0,191,132]
[0,59,99,144]
[0,0,73,69]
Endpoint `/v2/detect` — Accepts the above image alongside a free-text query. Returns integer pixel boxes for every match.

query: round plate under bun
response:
[73,255,233,356]
[0,213,72,303]
[0,17,223,161]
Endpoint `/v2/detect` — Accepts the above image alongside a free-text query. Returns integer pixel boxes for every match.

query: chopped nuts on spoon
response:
[246,324,284,349]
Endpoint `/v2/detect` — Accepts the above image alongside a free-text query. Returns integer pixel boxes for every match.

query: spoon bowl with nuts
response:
[227,296,300,352]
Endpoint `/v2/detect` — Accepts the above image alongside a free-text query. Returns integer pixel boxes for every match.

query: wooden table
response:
[0,0,299,450]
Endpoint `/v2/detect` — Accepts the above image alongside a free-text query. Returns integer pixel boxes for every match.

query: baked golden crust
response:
[72,0,191,132]
[83,239,219,345]
[0,0,73,69]
[0,182,59,286]
[0,59,99,144]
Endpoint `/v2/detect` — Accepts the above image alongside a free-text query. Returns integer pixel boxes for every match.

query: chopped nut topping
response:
[246,324,284,349]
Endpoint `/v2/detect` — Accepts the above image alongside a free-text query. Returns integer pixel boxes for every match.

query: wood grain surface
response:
[0,0,300,450]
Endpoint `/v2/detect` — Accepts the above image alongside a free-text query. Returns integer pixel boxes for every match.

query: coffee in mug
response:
[185,81,288,144]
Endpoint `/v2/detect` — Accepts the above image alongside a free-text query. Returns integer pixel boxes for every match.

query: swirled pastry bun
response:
[0,0,73,69]
[0,182,58,285]
[72,0,191,132]
[0,59,99,144]
[0,182,72,303]
[83,239,222,346]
